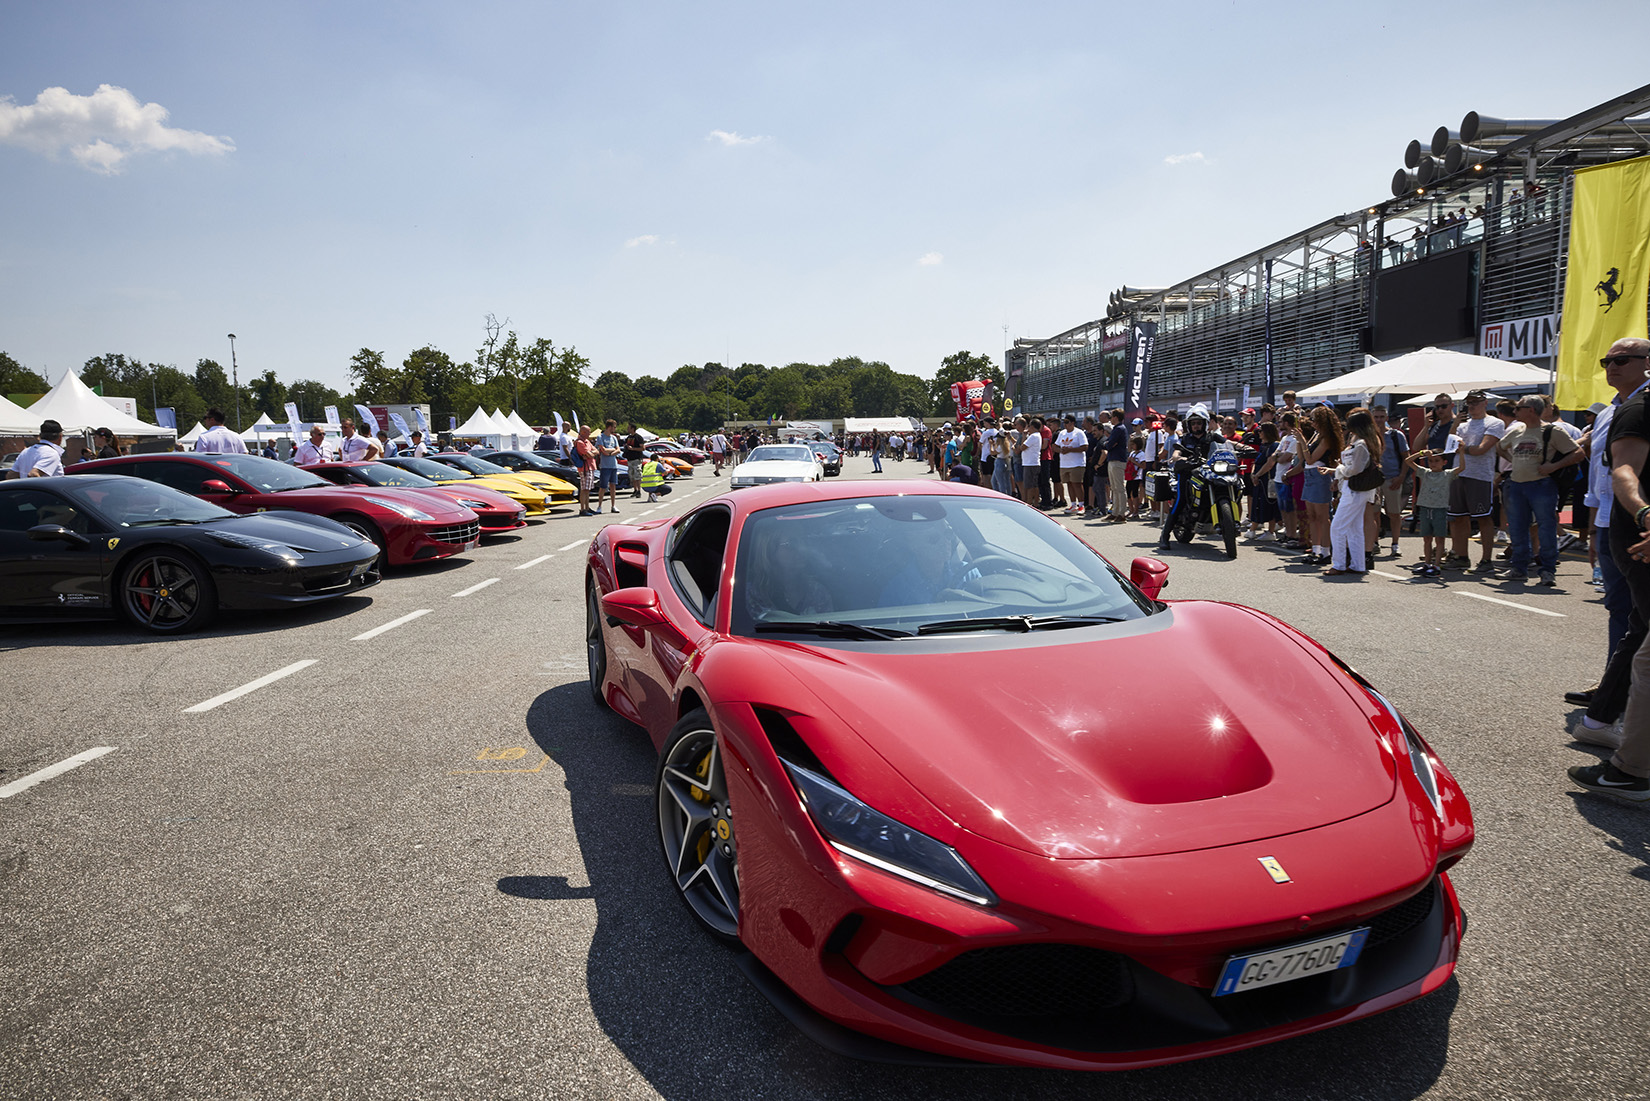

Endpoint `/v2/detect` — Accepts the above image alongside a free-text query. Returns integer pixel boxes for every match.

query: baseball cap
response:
[1130,417,1143,425]
[1588,402,1608,415]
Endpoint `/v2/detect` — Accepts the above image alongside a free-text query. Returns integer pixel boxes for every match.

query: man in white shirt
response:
[193,408,248,454]
[1054,414,1088,515]
[709,430,728,476]
[12,420,65,478]
[409,431,428,458]
[1447,389,1508,571]
[295,424,336,466]
[338,419,378,462]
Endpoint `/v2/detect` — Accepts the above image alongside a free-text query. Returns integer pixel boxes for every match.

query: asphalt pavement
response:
[1,456,1646,1100]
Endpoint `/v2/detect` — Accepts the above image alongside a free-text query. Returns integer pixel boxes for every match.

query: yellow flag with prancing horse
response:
[1557,155,1650,410]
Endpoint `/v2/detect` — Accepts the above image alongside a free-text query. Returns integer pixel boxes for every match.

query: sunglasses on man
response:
[1600,353,1650,367]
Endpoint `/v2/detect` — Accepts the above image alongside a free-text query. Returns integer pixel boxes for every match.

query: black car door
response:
[0,488,109,614]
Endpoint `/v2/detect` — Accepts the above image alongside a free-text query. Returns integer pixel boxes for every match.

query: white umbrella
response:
[1398,389,1509,406]
[1296,348,1551,398]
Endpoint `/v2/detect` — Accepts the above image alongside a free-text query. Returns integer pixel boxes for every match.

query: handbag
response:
[1348,463,1385,492]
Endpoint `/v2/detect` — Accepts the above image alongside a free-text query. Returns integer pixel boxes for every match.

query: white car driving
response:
[729,444,824,488]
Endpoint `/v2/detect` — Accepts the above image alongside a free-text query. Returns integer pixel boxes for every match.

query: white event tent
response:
[0,393,38,435]
[27,371,174,437]
[1296,348,1551,398]
[451,406,505,446]
[178,421,209,445]
[502,409,537,446]
[239,412,292,441]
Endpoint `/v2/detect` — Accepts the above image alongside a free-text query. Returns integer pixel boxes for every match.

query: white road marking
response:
[184,660,318,713]
[1369,569,1409,580]
[351,608,432,641]
[0,747,118,800]
[1456,591,1566,617]
[643,507,661,514]
[559,541,585,551]
[515,554,553,570]
[451,577,501,598]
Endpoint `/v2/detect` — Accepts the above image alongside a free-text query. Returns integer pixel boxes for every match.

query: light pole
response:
[227,333,240,429]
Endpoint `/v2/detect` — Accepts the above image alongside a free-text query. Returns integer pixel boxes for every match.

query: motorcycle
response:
[1166,443,1244,559]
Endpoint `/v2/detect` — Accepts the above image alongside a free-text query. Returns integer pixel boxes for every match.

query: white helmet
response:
[1184,403,1210,425]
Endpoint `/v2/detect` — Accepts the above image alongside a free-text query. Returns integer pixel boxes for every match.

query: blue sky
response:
[3,1,1646,393]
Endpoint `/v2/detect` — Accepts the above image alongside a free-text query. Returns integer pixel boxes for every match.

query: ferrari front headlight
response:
[784,761,997,906]
[361,495,433,520]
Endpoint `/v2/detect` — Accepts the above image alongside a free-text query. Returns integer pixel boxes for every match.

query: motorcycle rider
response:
[1157,405,1223,551]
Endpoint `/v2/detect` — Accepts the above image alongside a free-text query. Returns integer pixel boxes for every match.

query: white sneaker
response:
[1569,715,1625,751]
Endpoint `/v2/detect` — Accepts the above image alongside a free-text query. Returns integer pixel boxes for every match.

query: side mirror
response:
[200,479,236,494]
[1130,556,1170,600]
[28,524,93,547]
[601,587,670,630]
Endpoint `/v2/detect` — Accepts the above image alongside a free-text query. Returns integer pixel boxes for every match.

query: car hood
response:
[215,512,367,552]
[734,460,818,478]
[772,601,1396,860]
[273,486,477,522]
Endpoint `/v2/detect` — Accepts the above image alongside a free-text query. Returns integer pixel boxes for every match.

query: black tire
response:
[1217,497,1238,559]
[1173,499,1196,544]
[119,549,216,633]
[333,514,384,557]
[656,709,740,942]
[586,577,609,709]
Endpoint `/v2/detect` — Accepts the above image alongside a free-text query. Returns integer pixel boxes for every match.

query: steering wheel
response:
[965,554,1025,575]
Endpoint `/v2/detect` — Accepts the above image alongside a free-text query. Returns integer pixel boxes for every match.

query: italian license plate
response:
[463,539,479,551]
[1212,928,1369,997]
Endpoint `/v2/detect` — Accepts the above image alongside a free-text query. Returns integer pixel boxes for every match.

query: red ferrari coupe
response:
[587,480,1473,1070]
[73,453,482,566]
[305,461,528,535]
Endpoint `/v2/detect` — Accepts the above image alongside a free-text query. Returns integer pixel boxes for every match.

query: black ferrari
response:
[0,475,380,633]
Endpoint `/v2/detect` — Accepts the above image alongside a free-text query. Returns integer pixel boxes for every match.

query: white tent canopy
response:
[451,406,505,444]
[0,393,38,435]
[28,370,174,436]
[503,409,537,439]
[842,417,920,433]
[238,412,293,440]
[178,420,208,445]
[1297,348,1551,398]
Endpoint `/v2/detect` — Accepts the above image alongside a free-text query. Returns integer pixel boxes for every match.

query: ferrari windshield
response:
[746,445,815,463]
[386,457,471,482]
[195,454,330,492]
[64,477,235,526]
[731,494,1152,638]
[437,454,512,475]
[349,463,438,488]
[483,451,557,471]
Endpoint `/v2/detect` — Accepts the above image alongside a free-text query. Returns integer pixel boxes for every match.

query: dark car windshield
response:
[385,457,470,482]
[191,453,331,492]
[62,477,235,526]
[731,494,1152,638]
[482,451,555,471]
[438,454,512,476]
[348,463,438,488]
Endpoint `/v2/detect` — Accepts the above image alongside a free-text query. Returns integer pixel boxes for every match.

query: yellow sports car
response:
[378,456,555,516]
[429,452,578,502]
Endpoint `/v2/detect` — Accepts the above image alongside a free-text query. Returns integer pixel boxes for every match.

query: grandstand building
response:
[1009,83,1650,416]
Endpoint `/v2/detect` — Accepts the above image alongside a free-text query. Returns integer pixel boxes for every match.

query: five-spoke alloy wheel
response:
[120,550,215,633]
[656,709,740,941]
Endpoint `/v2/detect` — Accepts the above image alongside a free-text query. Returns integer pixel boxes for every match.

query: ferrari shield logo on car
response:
[106,538,119,550]
[1258,856,1291,883]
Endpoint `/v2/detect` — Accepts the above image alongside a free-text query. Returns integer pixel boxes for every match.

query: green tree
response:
[929,351,1004,417]
[194,358,233,415]
[287,379,344,425]
[754,366,810,422]
[249,370,287,418]
[634,375,666,399]
[0,351,49,400]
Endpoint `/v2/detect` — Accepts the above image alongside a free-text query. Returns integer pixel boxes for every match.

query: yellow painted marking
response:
[476,746,528,761]
[449,753,551,775]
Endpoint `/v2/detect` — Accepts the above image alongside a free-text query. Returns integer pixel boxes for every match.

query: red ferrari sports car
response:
[587,480,1473,1070]
[73,453,482,566]
[305,461,528,535]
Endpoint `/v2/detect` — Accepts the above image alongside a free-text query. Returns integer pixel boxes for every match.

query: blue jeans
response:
[1502,477,1557,574]
[871,448,882,472]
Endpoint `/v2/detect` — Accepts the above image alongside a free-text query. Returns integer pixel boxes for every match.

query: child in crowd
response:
[1405,440,1463,577]
[1125,433,1146,520]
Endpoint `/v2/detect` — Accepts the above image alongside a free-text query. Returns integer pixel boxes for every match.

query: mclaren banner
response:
[1558,155,1650,410]
[1125,321,1157,419]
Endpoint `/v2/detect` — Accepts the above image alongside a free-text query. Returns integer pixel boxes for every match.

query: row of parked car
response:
[0,448,679,633]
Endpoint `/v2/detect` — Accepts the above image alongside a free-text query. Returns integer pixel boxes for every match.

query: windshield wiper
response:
[916,614,1124,635]
[755,620,912,640]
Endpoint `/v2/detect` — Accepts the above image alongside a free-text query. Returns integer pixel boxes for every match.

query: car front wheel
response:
[586,577,609,709]
[657,709,740,942]
[120,550,216,633]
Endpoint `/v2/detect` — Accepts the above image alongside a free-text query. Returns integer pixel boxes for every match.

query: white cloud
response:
[707,129,768,147]
[0,84,234,175]
[1164,152,1207,166]
[625,234,661,248]
[917,252,943,266]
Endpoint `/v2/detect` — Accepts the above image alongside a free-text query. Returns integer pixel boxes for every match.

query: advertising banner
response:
[283,402,302,432]
[1125,321,1158,418]
[1558,154,1650,410]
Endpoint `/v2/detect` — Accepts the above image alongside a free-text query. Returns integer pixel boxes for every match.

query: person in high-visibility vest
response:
[640,457,672,502]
